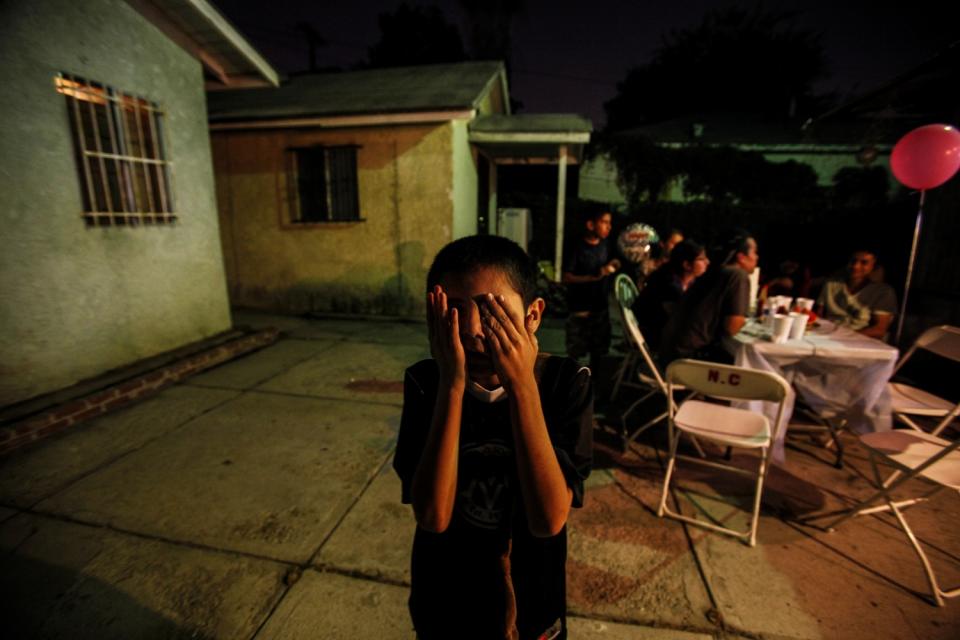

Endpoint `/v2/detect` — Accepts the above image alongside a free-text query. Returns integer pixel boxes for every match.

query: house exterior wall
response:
[451,120,479,240]
[579,149,893,205]
[212,122,461,317]
[0,0,232,407]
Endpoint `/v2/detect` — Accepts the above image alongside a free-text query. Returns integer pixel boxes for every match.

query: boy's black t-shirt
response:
[563,240,610,312]
[393,355,593,640]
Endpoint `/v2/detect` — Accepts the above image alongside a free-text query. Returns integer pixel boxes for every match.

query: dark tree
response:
[604,6,831,130]
[366,3,466,68]
[459,0,525,110]
[458,0,522,62]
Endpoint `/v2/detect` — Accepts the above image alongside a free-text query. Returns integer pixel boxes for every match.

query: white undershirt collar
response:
[466,380,507,403]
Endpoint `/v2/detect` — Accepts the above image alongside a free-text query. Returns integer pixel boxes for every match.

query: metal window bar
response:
[83,84,114,216]
[146,100,170,214]
[115,92,145,220]
[56,74,174,224]
[130,96,156,214]
[322,148,334,220]
[328,147,358,220]
[101,86,128,214]
[67,83,97,213]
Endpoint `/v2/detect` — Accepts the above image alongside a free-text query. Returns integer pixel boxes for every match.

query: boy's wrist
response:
[505,374,538,399]
[439,378,466,396]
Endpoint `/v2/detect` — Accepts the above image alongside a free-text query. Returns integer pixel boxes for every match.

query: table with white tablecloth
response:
[723,319,899,463]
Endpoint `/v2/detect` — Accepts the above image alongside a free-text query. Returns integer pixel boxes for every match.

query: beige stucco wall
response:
[213,121,466,317]
[0,0,232,407]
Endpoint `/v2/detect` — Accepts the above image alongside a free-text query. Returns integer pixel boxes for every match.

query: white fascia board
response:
[209,109,477,130]
[469,132,591,144]
[179,0,280,86]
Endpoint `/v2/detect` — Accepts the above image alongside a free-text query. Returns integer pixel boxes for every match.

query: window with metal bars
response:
[56,73,175,226]
[286,146,360,223]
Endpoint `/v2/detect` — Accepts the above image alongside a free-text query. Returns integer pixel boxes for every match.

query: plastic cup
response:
[769,296,789,315]
[789,311,808,339]
[772,314,794,344]
[794,297,814,312]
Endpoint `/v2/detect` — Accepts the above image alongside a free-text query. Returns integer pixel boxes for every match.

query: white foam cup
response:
[772,314,794,344]
[789,311,808,339]
[795,297,814,312]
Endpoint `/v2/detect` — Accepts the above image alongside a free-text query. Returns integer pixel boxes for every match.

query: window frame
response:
[56,72,176,227]
[284,144,363,226]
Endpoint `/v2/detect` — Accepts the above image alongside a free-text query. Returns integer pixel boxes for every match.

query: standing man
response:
[562,210,620,366]
[659,232,759,364]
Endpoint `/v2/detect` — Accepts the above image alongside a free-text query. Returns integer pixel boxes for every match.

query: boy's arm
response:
[859,311,893,339]
[562,270,603,284]
[410,383,463,533]
[482,294,574,538]
[409,287,466,533]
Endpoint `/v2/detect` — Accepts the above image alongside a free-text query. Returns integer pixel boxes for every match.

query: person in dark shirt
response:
[393,235,593,640]
[632,239,709,351]
[562,210,620,364]
[659,232,758,364]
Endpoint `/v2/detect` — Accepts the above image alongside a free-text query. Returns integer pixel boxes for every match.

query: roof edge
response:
[127,0,279,87]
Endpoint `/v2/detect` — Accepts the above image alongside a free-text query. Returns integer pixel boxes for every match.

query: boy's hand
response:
[480,294,538,392]
[427,286,466,389]
[601,259,620,276]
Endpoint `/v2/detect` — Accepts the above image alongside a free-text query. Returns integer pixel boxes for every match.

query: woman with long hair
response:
[631,239,709,350]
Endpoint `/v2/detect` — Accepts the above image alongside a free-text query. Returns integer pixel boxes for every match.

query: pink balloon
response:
[891,124,960,190]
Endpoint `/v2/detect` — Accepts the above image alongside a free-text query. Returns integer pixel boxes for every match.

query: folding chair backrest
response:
[614,273,639,308]
[914,325,960,364]
[621,307,667,390]
[666,359,789,403]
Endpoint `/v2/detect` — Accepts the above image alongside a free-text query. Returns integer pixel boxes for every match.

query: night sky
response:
[214,0,959,126]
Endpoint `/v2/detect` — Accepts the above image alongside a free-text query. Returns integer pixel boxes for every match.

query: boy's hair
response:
[666,239,705,274]
[426,235,539,305]
[718,229,755,265]
[850,247,880,263]
[582,208,611,226]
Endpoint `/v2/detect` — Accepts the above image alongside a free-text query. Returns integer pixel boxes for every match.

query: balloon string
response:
[895,189,924,345]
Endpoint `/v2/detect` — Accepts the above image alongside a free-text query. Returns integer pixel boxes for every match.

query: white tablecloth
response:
[723,320,899,463]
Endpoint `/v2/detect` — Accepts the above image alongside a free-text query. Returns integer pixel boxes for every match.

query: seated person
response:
[659,232,758,365]
[760,257,811,300]
[639,228,684,284]
[632,239,708,350]
[817,249,897,340]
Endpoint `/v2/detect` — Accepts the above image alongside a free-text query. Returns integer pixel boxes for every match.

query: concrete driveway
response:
[1,311,957,639]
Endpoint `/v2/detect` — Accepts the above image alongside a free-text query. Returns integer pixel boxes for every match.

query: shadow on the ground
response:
[1,553,213,639]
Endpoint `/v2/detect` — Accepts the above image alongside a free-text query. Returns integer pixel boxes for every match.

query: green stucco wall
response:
[212,122,461,317]
[451,120,479,240]
[0,0,232,406]
[579,150,893,205]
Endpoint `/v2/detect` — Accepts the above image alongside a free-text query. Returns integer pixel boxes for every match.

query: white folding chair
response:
[888,325,960,438]
[657,359,790,547]
[824,429,960,606]
[610,274,640,400]
[614,307,695,452]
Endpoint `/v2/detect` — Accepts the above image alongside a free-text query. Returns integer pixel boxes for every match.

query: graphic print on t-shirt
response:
[457,439,513,530]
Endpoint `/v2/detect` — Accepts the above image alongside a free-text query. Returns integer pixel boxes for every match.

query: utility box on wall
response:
[496,208,531,252]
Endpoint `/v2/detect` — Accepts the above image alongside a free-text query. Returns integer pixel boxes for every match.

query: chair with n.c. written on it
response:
[657,359,790,547]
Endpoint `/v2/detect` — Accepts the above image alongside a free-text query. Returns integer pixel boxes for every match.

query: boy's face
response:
[438,267,544,388]
[587,213,612,240]
[848,251,876,281]
[735,238,759,274]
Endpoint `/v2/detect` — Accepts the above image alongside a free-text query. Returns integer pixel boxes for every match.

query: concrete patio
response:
[1,311,957,639]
